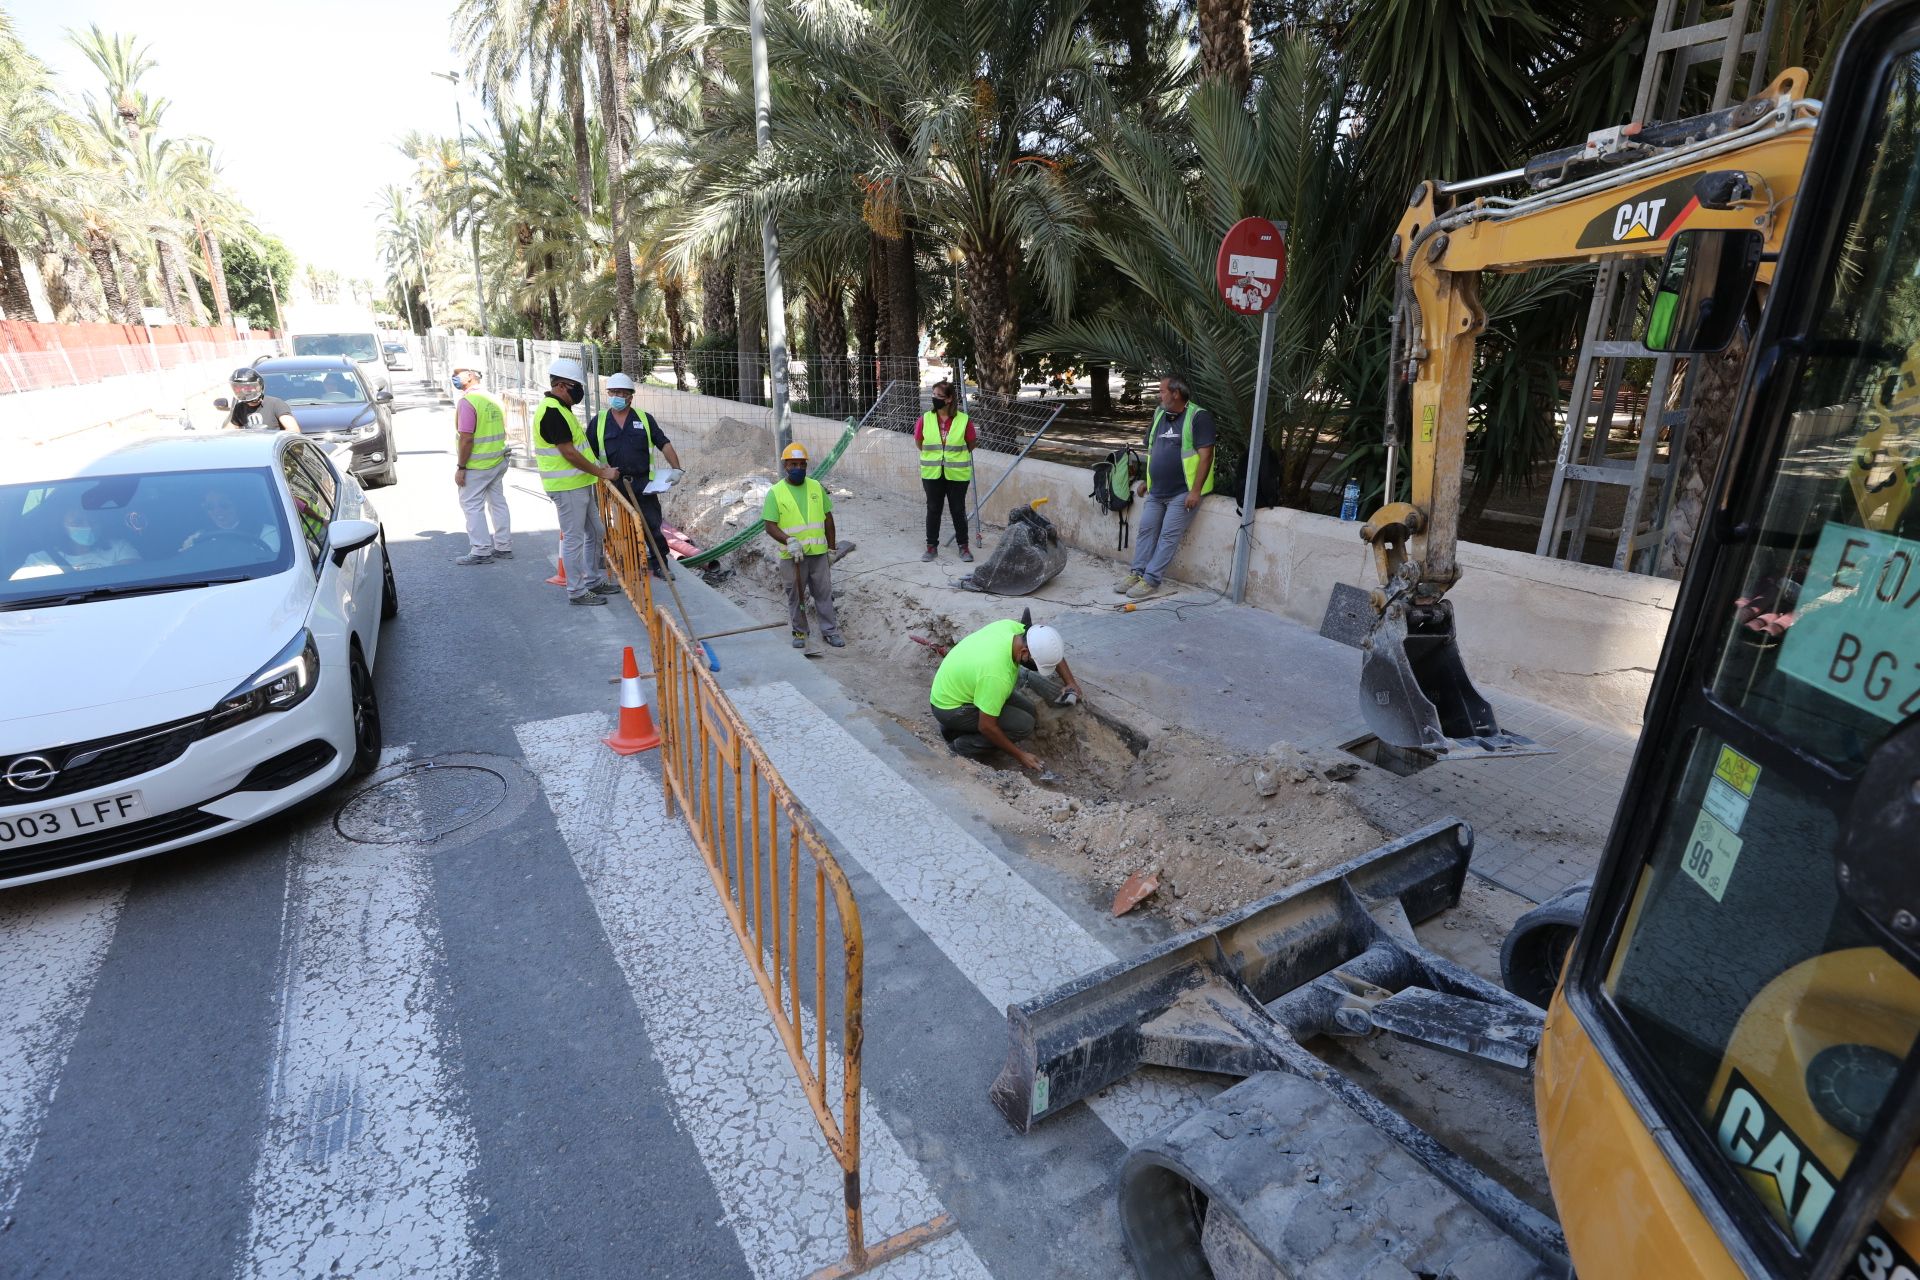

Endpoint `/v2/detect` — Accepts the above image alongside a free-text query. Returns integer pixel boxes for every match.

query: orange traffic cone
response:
[547,555,568,587]
[604,646,661,754]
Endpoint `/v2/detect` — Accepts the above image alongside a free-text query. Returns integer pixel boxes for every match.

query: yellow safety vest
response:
[462,391,507,470]
[1147,402,1215,496]
[919,411,972,482]
[769,479,828,560]
[595,407,659,480]
[532,396,600,493]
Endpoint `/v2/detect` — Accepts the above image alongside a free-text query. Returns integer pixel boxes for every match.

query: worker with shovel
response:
[762,442,846,650]
[929,619,1080,772]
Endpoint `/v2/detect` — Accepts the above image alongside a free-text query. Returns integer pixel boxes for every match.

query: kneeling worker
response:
[762,442,846,649]
[929,619,1081,772]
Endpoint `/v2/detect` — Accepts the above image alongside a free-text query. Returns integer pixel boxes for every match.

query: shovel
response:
[622,478,717,672]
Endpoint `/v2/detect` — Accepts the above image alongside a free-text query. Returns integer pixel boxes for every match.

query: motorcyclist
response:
[226,368,299,431]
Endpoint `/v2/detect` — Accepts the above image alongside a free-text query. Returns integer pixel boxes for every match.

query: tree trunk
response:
[738,240,762,403]
[966,239,1020,395]
[154,236,189,325]
[1659,319,1754,578]
[589,0,642,376]
[544,251,563,338]
[884,226,918,378]
[0,232,33,320]
[808,283,851,416]
[563,36,595,217]
[87,230,129,322]
[197,219,232,330]
[1090,361,1112,414]
[663,273,690,391]
[700,256,736,339]
[1196,0,1253,98]
[169,239,209,325]
[854,242,879,410]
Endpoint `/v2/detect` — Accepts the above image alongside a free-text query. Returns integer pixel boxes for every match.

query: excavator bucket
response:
[1359,599,1551,761]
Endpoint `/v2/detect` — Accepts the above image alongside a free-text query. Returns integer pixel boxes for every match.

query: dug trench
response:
[669,420,1552,1214]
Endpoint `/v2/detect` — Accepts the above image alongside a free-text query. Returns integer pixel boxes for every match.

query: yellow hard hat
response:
[781,442,808,463]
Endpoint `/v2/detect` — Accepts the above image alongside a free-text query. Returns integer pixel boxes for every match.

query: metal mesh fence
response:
[0,337,273,395]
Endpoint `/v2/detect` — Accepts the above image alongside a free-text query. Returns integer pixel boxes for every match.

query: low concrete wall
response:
[3,358,252,450]
[625,387,1678,732]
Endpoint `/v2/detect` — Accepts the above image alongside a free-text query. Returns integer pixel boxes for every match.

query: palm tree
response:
[0,17,76,317]
[70,25,159,150]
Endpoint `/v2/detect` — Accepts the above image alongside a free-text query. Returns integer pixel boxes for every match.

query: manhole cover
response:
[334,761,510,846]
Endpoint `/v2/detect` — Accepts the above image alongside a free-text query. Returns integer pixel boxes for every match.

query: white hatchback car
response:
[0,432,395,888]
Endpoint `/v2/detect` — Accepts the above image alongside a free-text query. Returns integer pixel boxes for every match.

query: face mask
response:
[552,382,579,406]
[785,468,806,485]
[67,524,96,547]
[451,376,466,392]
[931,396,948,412]
[608,396,629,411]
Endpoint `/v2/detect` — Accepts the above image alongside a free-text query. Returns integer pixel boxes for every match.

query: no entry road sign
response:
[1216,217,1287,316]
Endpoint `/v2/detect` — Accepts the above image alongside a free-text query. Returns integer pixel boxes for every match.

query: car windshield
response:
[291,332,380,362]
[0,467,294,608]
[383,342,404,353]
[262,369,367,407]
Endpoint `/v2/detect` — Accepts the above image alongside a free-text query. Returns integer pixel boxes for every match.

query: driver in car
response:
[180,484,281,554]
[15,501,140,577]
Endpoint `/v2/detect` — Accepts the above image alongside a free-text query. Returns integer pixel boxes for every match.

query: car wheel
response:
[380,543,400,620]
[348,648,382,778]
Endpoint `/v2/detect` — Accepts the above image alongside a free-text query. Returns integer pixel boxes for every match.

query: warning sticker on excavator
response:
[1702,776,1751,833]
[1420,405,1435,443]
[1776,523,1920,723]
[1713,746,1760,798]
[1681,810,1743,903]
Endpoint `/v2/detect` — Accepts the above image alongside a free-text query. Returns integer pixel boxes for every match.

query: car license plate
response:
[0,792,147,850]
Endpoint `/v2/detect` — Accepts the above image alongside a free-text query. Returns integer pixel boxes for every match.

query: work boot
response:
[454,552,494,566]
[958,546,974,563]
[791,630,808,649]
[1114,572,1141,594]
[921,546,937,563]
[569,594,608,607]
[823,632,846,648]
[1126,578,1156,600]
[947,733,994,760]
[492,548,514,559]
[589,582,621,596]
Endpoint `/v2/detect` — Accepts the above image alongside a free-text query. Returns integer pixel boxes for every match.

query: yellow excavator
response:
[992,3,1920,1276]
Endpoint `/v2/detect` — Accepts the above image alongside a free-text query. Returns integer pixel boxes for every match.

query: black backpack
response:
[1089,446,1142,550]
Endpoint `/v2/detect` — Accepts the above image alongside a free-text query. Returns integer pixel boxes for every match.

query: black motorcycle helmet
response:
[229,367,265,404]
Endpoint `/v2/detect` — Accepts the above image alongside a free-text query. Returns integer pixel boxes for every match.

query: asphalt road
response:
[0,379,1149,1280]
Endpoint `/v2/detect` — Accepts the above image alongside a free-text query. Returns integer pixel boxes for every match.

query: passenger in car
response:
[16,501,139,577]
[179,484,281,555]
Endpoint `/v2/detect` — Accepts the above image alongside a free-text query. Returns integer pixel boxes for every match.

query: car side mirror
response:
[327,517,380,566]
[1642,228,1763,354]
[214,397,231,411]
[374,388,393,404]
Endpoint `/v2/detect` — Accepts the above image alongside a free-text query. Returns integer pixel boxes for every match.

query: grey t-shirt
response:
[1146,405,1214,495]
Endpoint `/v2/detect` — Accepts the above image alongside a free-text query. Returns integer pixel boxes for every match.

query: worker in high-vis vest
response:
[534,356,622,606]
[1116,373,1215,601]
[761,442,845,649]
[595,371,683,578]
[451,366,514,565]
[916,378,976,564]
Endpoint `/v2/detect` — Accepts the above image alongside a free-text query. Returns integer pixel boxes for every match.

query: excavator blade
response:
[1359,600,1553,761]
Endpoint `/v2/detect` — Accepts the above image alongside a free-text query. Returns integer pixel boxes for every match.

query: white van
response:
[284,306,392,397]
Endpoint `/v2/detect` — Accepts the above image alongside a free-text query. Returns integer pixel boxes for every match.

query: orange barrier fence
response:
[597,482,951,1277]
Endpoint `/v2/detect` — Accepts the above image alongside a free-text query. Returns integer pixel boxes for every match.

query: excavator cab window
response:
[1645,228,1763,354]
[1574,29,1920,1277]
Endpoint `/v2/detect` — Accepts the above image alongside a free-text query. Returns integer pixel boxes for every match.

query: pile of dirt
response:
[671,417,787,548]
[980,729,1389,925]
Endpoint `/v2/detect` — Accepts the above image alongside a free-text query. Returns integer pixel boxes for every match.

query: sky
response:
[15,0,487,286]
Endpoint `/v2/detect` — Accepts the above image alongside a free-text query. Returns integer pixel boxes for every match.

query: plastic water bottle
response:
[1340,478,1361,522]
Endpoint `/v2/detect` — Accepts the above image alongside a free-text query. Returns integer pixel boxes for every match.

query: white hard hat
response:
[605,372,636,392]
[1025,624,1064,674]
[547,356,586,384]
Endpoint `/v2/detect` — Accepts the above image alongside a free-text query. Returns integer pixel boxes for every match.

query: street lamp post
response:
[410,217,438,378]
[433,70,489,336]
[748,0,792,450]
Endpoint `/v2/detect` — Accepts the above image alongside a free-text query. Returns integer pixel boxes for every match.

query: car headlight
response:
[209,630,321,729]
